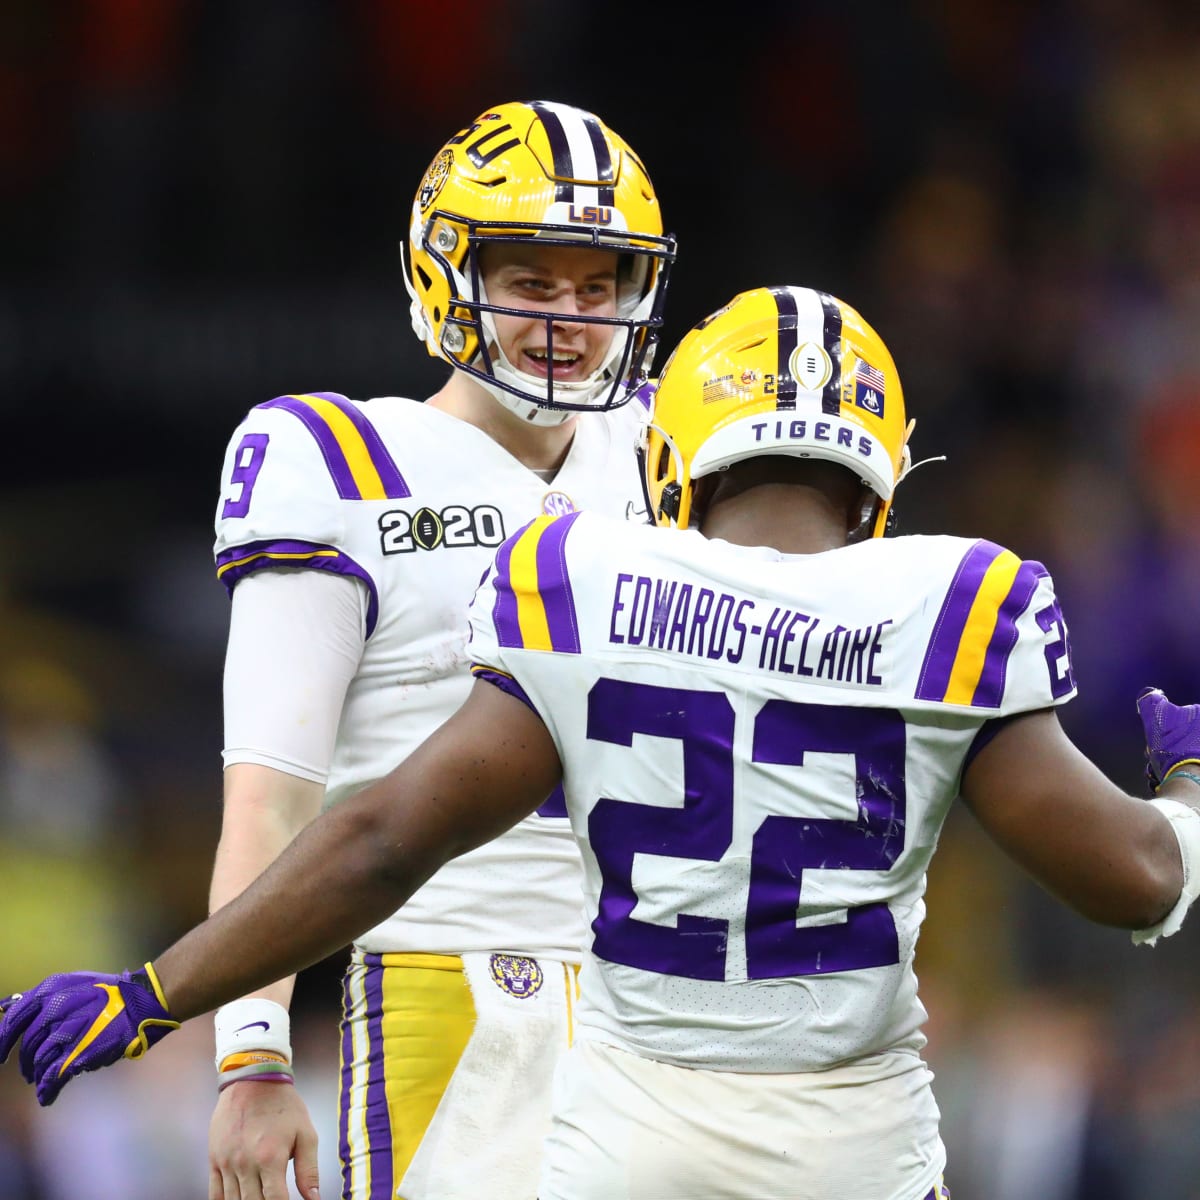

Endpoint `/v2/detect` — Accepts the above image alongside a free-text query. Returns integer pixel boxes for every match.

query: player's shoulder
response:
[887,534,1073,711]
[866,533,1057,594]
[219,390,426,503]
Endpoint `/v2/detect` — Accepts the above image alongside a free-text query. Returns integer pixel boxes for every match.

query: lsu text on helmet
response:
[644,285,911,535]
[404,100,677,426]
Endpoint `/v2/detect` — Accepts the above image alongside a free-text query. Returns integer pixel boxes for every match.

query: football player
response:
[188,99,672,1200]
[4,287,1199,1200]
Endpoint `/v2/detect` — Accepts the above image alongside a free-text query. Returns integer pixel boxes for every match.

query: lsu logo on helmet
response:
[644,286,912,537]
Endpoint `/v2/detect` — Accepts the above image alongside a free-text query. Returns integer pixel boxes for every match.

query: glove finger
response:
[19,1012,61,1086]
[0,992,38,1067]
[1136,688,1166,720]
[35,1059,73,1107]
[19,989,95,1085]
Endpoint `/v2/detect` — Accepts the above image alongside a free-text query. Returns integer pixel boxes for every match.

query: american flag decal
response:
[854,360,886,416]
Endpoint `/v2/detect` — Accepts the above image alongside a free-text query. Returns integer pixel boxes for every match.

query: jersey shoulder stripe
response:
[915,538,1046,707]
[215,537,380,636]
[490,512,583,653]
[259,392,411,501]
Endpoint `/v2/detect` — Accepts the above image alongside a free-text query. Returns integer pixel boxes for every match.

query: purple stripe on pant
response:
[339,954,394,1200]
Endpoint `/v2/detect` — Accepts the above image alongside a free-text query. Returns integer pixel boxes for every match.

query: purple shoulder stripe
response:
[534,511,584,654]
[970,559,1046,707]
[914,540,1004,702]
[489,522,529,650]
[488,512,584,654]
[215,538,381,638]
[260,392,410,501]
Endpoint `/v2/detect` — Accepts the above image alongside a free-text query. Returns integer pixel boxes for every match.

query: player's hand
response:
[0,964,179,1106]
[209,1079,321,1200]
[1137,687,1200,790]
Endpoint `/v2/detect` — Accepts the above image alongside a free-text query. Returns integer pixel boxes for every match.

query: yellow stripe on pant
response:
[339,949,579,1200]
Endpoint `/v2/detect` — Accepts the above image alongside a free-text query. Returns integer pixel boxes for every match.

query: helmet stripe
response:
[531,101,577,203]
[768,286,799,411]
[816,292,843,415]
[530,101,614,208]
[583,117,616,206]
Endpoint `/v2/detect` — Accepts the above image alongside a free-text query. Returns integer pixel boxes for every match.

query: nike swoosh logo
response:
[236,1020,271,1033]
[60,984,124,1077]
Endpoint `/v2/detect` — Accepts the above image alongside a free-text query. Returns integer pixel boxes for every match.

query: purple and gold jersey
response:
[467,514,1076,1072]
[214,392,650,958]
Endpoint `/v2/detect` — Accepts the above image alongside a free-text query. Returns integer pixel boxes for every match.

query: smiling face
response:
[479,242,621,385]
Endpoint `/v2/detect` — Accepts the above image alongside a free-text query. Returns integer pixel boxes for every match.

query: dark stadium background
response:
[3,2,1200,1196]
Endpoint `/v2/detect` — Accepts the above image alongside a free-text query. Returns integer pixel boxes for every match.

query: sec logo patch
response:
[542,491,576,516]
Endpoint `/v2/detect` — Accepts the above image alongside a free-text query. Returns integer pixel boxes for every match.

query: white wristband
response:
[1132,798,1200,947]
[213,999,293,1069]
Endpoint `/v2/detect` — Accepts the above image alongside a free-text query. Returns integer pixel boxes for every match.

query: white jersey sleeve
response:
[467,517,1077,1073]
[214,391,412,632]
[222,568,366,780]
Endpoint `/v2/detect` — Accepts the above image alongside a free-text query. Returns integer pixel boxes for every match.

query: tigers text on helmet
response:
[644,286,911,536]
[404,100,677,426]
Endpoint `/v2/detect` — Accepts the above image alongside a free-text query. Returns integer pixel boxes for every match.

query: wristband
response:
[216,1060,296,1093]
[220,1050,289,1072]
[213,998,292,1071]
[1132,798,1200,947]
[1162,766,1200,789]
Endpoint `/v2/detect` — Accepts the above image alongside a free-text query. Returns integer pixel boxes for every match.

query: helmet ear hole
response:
[416,264,433,290]
[656,442,671,482]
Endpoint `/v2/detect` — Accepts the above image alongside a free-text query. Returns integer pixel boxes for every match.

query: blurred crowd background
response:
[2,1,1200,1196]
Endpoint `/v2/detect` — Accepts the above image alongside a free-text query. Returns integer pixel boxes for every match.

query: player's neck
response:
[427,375,578,475]
[700,485,852,555]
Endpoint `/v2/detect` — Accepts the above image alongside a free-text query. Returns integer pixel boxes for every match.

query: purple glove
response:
[0,965,179,1106]
[1136,687,1200,791]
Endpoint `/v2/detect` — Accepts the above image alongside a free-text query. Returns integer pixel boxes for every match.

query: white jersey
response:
[467,512,1077,1073]
[214,390,650,958]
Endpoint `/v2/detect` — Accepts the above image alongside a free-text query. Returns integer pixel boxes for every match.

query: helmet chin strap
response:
[472,291,620,425]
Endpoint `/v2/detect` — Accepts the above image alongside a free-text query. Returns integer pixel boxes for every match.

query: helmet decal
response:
[418,149,454,212]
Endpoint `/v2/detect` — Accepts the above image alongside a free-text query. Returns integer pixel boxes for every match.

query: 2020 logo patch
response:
[379,504,506,554]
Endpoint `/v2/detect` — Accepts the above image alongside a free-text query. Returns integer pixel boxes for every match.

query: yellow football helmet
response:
[405,100,677,426]
[644,286,912,536]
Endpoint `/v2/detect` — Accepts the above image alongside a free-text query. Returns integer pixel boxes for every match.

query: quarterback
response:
[191,99,672,1200]
[4,287,1199,1200]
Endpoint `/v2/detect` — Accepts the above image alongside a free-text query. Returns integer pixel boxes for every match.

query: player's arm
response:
[0,680,560,1106]
[161,677,561,1018]
[960,706,1195,930]
[209,567,361,1013]
[209,766,323,1005]
[209,568,361,1200]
